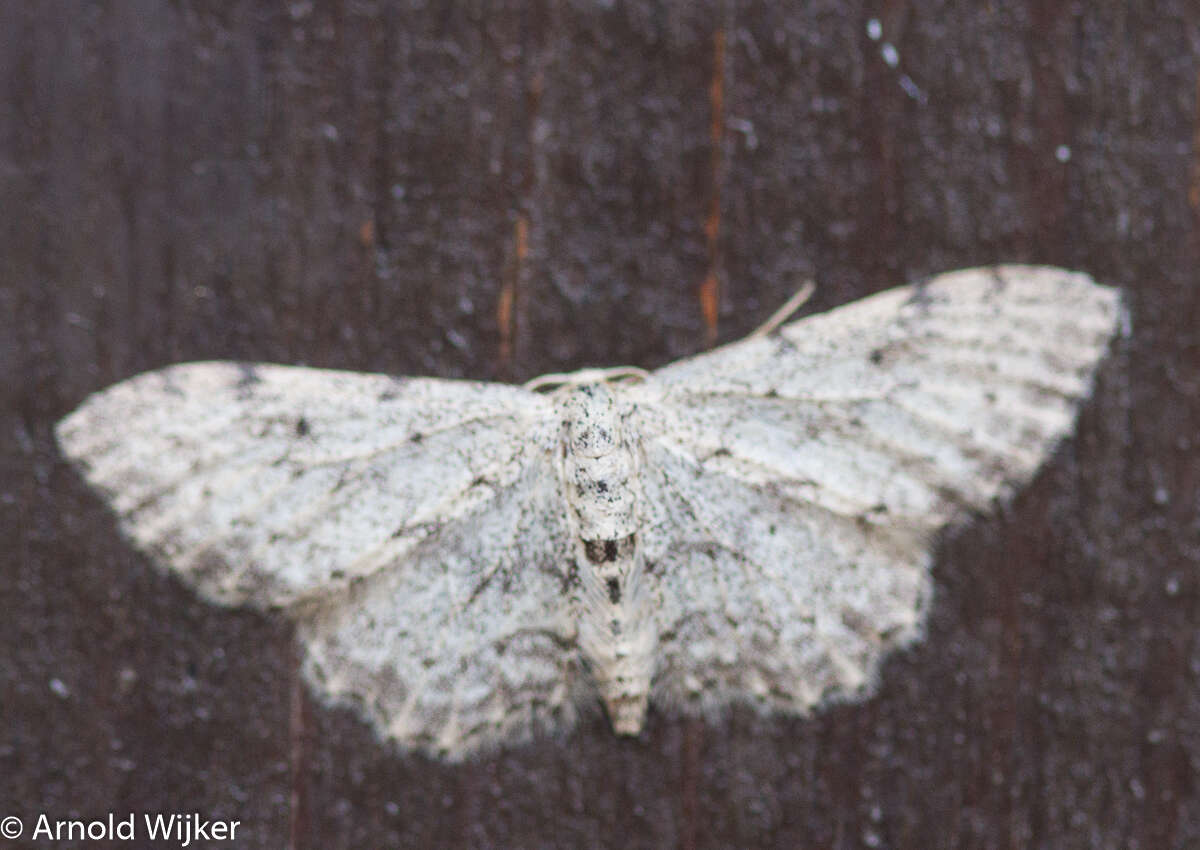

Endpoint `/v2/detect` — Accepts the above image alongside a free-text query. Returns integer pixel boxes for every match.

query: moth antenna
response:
[524,366,650,393]
[748,280,817,338]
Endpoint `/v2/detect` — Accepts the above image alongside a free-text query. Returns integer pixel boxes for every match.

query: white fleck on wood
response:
[56,265,1122,759]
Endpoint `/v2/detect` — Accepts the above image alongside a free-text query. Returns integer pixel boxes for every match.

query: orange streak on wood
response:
[709,29,725,149]
[497,214,527,365]
[700,28,727,346]
[515,213,529,262]
[358,218,375,248]
[497,282,515,365]
[704,199,720,244]
[699,271,720,341]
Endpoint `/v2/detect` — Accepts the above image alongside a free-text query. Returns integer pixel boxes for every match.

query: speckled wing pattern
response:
[55,265,1121,759]
[55,364,577,755]
[627,265,1121,716]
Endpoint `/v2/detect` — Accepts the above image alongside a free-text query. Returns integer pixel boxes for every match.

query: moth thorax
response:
[559,383,640,541]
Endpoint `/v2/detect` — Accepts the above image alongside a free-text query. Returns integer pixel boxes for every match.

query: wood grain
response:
[3,2,1199,847]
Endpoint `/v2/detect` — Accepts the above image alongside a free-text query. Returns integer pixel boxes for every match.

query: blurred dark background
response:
[3,2,1198,848]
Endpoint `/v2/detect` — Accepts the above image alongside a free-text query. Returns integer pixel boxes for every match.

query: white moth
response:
[56,266,1121,759]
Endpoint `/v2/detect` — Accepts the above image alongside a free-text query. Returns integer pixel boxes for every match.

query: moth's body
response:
[556,382,656,733]
[54,266,1123,759]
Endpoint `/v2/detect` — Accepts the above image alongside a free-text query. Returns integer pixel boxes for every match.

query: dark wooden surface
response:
[3,2,1199,848]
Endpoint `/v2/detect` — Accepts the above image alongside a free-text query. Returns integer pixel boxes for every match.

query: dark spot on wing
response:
[378,376,408,402]
[466,566,501,606]
[773,337,798,356]
[584,539,608,563]
[840,606,877,640]
[390,520,437,540]
[233,363,262,399]
[562,560,581,594]
[869,348,885,365]
[606,578,621,604]
[295,416,310,437]
[158,369,187,397]
[584,538,622,564]
[584,533,637,565]
[410,431,424,444]
[857,503,890,527]
[904,284,937,310]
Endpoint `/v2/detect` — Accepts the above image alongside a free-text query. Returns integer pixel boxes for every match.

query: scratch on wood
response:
[679,717,703,850]
[287,644,310,850]
[1189,69,1200,216]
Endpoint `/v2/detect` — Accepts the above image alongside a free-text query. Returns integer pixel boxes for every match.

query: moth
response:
[56,266,1121,759]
